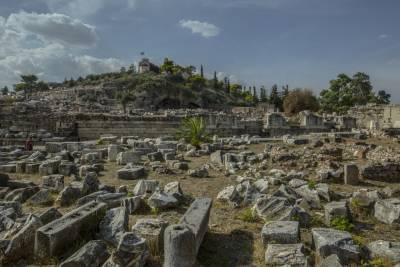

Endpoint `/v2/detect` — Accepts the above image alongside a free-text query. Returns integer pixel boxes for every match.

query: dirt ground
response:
[7,138,400,266]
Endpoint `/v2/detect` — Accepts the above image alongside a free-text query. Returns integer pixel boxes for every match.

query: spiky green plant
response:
[177,117,210,148]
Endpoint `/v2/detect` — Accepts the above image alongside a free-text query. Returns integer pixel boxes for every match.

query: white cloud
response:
[6,12,97,47]
[0,12,126,88]
[45,0,142,18]
[179,19,220,38]
[379,34,389,39]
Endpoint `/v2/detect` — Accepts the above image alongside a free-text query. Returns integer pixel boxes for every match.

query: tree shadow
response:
[197,229,254,267]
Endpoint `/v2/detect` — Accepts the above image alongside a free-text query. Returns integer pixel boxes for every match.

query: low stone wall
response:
[361,162,400,183]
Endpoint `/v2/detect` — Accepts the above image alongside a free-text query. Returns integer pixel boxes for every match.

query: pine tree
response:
[282,85,290,100]
[1,86,9,96]
[253,86,259,104]
[200,65,204,78]
[270,84,283,111]
[260,86,267,102]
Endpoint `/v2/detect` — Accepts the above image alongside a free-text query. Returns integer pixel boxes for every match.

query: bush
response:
[330,216,354,232]
[236,208,258,223]
[177,117,210,148]
[308,180,317,190]
[283,88,320,116]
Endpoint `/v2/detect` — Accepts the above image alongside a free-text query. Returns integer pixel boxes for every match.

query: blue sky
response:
[0,0,399,101]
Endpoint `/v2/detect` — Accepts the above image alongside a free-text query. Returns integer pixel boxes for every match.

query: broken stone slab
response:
[37,207,62,225]
[77,191,108,206]
[5,186,39,203]
[42,174,64,192]
[97,193,126,208]
[147,151,164,162]
[295,185,321,209]
[374,198,400,224]
[316,183,331,202]
[344,164,359,185]
[367,240,400,264]
[4,214,43,262]
[253,179,269,194]
[217,185,241,206]
[132,218,169,254]
[164,181,184,202]
[82,172,99,196]
[116,151,141,165]
[56,183,82,207]
[59,161,76,176]
[261,221,300,245]
[288,178,308,189]
[312,228,360,265]
[103,232,149,267]
[0,201,22,215]
[35,201,107,258]
[164,224,196,267]
[148,191,178,210]
[321,254,343,267]
[133,179,159,196]
[210,150,224,166]
[351,188,381,208]
[25,163,41,174]
[28,189,54,206]
[265,243,309,266]
[0,164,16,173]
[108,145,121,162]
[121,196,141,215]
[324,201,350,226]
[273,185,300,205]
[179,198,212,254]
[117,166,146,180]
[98,207,129,247]
[187,166,209,178]
[253,196,296,221]
[38,160,61,175]
[59,240,110,267]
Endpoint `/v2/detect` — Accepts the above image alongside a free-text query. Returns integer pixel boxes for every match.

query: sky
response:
[0,0,399,101]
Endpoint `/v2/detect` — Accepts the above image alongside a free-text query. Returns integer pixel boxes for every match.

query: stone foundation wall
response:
[361,163,400,183]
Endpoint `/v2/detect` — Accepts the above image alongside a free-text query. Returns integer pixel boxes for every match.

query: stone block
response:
[35,201,107,258]
[265,243,308,266]
[344,164,359,185]
[374,198,400,224]
[261,221,299,245]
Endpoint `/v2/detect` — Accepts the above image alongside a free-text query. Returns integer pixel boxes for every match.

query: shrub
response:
[176,117,210,148]
[330,216,354,232]
[308,180,317,190]
[236,208,258,223]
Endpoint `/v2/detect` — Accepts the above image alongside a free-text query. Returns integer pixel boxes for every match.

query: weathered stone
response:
[344,164,359,185]
[324,201,350,226]
[253,196,295,221]
[37,207,62,225]
[77,191,108,206]
[351,188,381,208]
[98,207,129,247]
[367,240,400,264]
[132,218,169,254]
[210,150,224,166]
[59,240,109,267]
[97,193,126,208]
[116,151,141,165]
[5,186,39,203]
[56,184,82,206]
[265,243,309,266]
[295,185,321,209]
[28,189,54,206]
[108,145,121,162]
[133,180,159,196]
[5,214,43,261]
[288,178,308,189]
[312,228,360,264]
[164,225,196,267]
[148,191,178,210]
[321,254,343,267]
[117,166,145,180]
[82,172,99,196]
[104,232,149,267]
[39,160,61,175]
[35,201,107,258]
[147,151,164,162]
[42,174,64,192]
[254,179,269,194]
[374,198,400,224]
[187,166,209,178]
[164,181,184,201]
[121,196,141,215]
[261,221,299,245]
[217,185,240,206]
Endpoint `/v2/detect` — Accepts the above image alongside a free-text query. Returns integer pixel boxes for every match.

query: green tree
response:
[260,86,267,102]
[20,74,38,85]
[1,86,9,96]
[269,84,282,111]
[375,90,391,104]
[116,90,136,114]
[320,72,377,114]
[283,88,320,116]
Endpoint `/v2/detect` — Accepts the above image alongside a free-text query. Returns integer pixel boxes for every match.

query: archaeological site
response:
[0,1,400,266]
